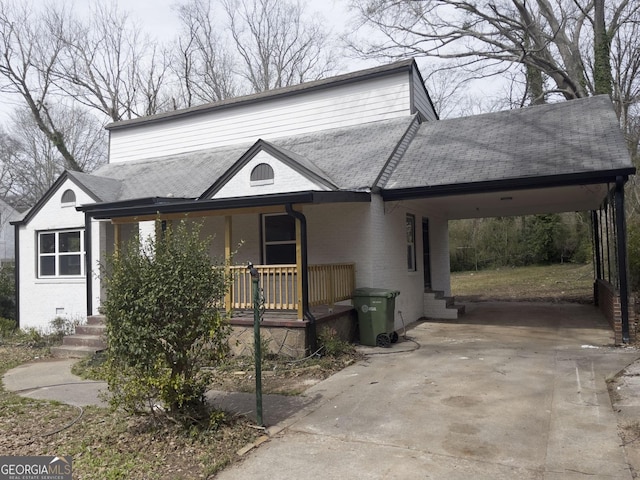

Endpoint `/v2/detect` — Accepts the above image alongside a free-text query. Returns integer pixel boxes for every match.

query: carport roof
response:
[382,95,634,198]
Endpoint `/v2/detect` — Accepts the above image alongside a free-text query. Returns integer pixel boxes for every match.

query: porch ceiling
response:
[407,183,610,220]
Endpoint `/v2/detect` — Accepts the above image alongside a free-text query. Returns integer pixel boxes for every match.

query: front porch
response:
[227,263,355,315]
[226,263,357,357]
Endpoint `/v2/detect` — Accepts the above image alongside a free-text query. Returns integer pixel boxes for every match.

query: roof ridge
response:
[374,115,422,189]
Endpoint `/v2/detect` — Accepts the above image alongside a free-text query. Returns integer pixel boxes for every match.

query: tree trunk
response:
[594,0,612,95]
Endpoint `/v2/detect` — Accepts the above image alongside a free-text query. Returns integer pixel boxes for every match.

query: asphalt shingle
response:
[385,95,632,190]
[76,95,633,204]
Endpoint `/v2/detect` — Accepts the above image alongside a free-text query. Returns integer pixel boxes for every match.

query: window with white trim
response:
[38,229,84,277]
[406,214,416,271]
[262,214,296,264]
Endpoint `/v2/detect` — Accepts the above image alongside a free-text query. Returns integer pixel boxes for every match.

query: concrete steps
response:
[51,315,107,358]
[424,290,465,319]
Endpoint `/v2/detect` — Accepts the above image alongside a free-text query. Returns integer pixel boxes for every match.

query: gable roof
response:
[87,115,418,203]
[18,93,635,225]
[200,139,338,199]
[12,171,108,226]
[383,95,634,199]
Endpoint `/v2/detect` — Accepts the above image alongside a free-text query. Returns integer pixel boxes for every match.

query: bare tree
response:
[222,0,338,92]
[1,106,105,208]
[0,0,82,171]
[172,0,238,107]
[348,0,639,101]
[50,2,170,121]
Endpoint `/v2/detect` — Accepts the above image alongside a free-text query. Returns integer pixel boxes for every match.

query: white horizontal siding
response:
[412,68,437,121]
[110,74,413,163]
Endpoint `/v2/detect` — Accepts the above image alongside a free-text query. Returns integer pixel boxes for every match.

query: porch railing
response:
[229,263,355,311]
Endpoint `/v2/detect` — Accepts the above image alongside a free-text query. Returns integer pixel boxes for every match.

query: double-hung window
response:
[38,230,84,277]
[262,214,296,264]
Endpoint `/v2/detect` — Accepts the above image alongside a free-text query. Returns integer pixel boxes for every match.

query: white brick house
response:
[12,59,635,345]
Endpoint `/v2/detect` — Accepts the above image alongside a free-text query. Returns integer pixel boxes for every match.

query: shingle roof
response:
[66,171,122,202]
[273,116,417,189]
[91,144,251,200]
[74,95,633,206]
[384,95,632,190]
[88,116,417,201]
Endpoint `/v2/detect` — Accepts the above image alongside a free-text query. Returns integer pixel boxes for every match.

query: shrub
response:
[0,263,15,320]
[318,328,354,357]
[101,220,231,419]
[49,316,79,340]
[0,316,15,337]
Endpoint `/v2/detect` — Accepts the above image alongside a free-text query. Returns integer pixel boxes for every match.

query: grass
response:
[450,263,594,303]
[0,336,261,479]
[2,330,361,479]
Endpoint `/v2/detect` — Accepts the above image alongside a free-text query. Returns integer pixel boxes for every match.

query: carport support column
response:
[614,176,630,343]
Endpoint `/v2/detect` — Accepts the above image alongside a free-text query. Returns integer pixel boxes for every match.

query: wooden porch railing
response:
[229,263,355,311]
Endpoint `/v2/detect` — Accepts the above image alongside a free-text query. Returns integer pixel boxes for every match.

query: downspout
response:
[85,212,93,317]
[14,224,19,329]
[614,176,630,343]
[285,203,317,352]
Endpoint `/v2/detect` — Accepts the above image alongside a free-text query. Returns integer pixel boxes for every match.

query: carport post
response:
[614,177,630,343]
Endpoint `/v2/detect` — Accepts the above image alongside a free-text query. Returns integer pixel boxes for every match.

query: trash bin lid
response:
[353,287,400,298]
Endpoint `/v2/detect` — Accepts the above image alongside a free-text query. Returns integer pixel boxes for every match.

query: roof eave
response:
[81,191,371,220]
[381,168,636,201]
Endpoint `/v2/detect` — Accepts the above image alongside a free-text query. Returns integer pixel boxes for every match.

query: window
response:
[250,163,275,186]
[61,189,76,206]
[406,214,416,271]
[38,230,84,277]
[262,214,296,264]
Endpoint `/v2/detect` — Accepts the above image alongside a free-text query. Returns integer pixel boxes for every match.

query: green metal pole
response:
[252,276,263,426]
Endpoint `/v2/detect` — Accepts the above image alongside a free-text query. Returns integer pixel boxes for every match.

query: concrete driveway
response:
[218,302,640,480]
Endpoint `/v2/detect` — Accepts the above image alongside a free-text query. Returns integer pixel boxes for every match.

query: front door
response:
[422,218,432,289]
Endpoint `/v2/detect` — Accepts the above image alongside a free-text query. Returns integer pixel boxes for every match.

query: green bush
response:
[0,316,16,337]
[318,328,354,357]
[0,263,15,320]
[49,316,79,340]
[101,220,231,419]
[628,218,640,292]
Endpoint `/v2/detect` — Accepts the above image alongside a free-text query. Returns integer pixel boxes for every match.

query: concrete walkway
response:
[4,302,639,479]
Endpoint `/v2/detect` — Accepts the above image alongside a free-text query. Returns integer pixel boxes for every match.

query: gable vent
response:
[250,163,275,185]
[61,189,76,205]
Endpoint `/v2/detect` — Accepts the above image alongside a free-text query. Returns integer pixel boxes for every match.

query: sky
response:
[0,0,504,124]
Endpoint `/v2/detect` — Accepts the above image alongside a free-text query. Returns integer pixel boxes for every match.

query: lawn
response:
[0,333,358,479]
[450,263,594,303]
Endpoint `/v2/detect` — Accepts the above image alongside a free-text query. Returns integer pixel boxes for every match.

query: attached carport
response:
[380,95,636,343]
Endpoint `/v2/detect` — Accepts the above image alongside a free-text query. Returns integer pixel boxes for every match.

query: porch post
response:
[295,217,304,320]
[224,216,232,313]
[614,177,630,343]
[113,223,121,255]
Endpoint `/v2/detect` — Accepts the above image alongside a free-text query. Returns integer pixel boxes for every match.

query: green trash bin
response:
[353,288,400,347]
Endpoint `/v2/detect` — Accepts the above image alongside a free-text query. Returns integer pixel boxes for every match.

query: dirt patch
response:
[209,354,361,396]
